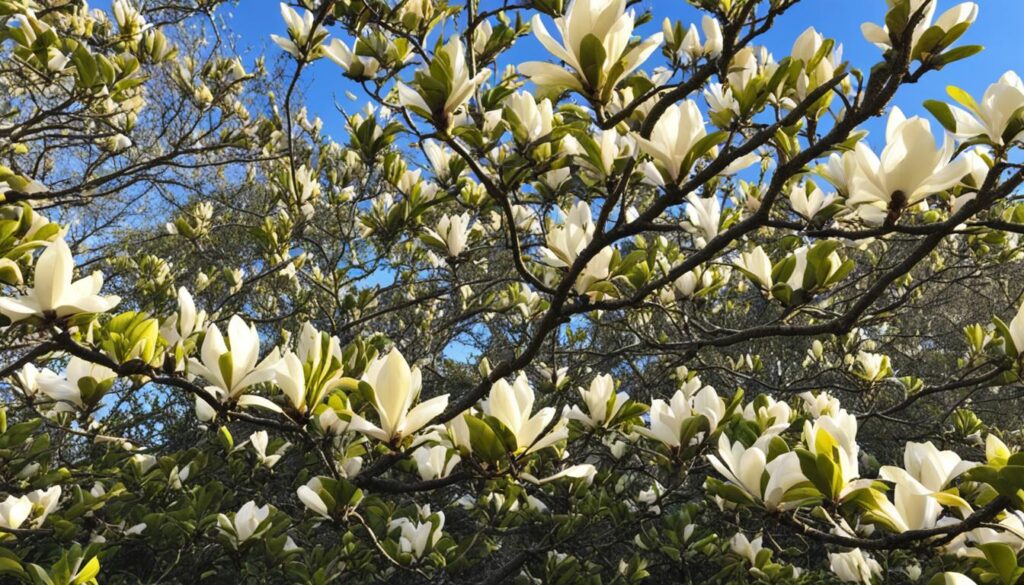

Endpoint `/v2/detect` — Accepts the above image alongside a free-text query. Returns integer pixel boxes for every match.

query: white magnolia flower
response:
[322,38,379,79]
[248,430,287,468]
[635,101,708,183]
[948,72,1024,144]
[539,201,595,268]
[565,373,627,428]
[218,500,271,544]
[709,435,805,510]
[636,386,724,448]
[789,181,836,220]
[397,37,490,123]
[412,445,461,481]
[297,479,330,519]
[801,391,842,418]
[522,463,597,485]
[1008,299,1024,355]
[505,91,554,143]
[802,409,861,496]
[853,351,891,383]
[673,268,713,298]
[348,349,449,443]
[939,574,978,585]
[161,286,206,346]
[881,441,975,492]
[663,15,722,62]
[271,3,321,59]
[423,213,473,257]
[390,512,444,559]
[482,373,567,455]
[520,0,662,97]
[0,495,32,531]
[189,315,280,402]
[742,396,793,436]
[683,193,721,248]
[729,533,764,565]
[829,548,882,584]
[112,0,148,40]
[0,238,120,322]
[861,1,978,52]
[847,108,970,225]
[26,486,61,528]
[734,246,773,290]
[36,356,116,410]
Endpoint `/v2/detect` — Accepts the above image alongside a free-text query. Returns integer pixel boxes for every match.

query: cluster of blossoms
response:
[4,0,1024,582]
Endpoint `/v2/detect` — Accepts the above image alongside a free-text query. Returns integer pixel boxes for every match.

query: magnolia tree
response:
[3,0,1024,583]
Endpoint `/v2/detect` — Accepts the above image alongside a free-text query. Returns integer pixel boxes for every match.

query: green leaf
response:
[924,100,958,133]
[979,542,1024,585]
[577,34,607,91]
[937,45,984,68]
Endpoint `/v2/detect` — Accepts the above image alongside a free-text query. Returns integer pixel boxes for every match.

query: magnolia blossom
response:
[802,409,861,497]
[635,101,707,182]
[248,430,287,468]
[673,268,713,298]
[947,72,1024,144]
[636,386,725,448]
[391,512,444,559]
[296,478,330,519]
[161,287,206,347]
[847,108,969,225]
[26,486,61,528]
[729,533,764,565]
[861,1,978,52]
[829,548,882,584]
[520,0,662,97]
[35,356,116,411]
[790,27,841,100]
[322,38,379,79]
[271,3,321,59]
[709,435,805,510]
[683,193,721,248]
[789,181,836,220]
[742,396,792,436]
[348,349,448,443]
[0,238,120,322]
[1008,299,1024,354]
[662,15,722,63]
[853,351,891,383]
[218,500,271,544]
[0,495,32,531]
[189,316,280,415]
[423,213,472,257]
[482,373,567,455]
[871,442,975,532]
[734,246,773,289]
[780,245,842,293]
[565,373,627,428]
[884,441,975,492]
[539,201,595,268]
[521,463,597,485]
[397,37,490,123]
[412,445,461,481]
[504,91,554,143]
[943,510,1024,558]
[939,575,979,585]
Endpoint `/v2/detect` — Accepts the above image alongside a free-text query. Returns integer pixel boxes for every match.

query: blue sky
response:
[206,0,1024,142]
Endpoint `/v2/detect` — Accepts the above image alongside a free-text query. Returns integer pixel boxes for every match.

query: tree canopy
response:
[2,0,1024,583]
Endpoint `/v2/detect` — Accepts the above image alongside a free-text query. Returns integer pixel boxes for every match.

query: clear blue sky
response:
[83,0,1024,142]
[208,0,1024,142]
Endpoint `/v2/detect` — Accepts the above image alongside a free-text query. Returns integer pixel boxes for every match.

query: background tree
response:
[2,0,1024,583]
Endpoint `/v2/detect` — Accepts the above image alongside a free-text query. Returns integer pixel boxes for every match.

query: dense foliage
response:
[2,0,1024,583]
